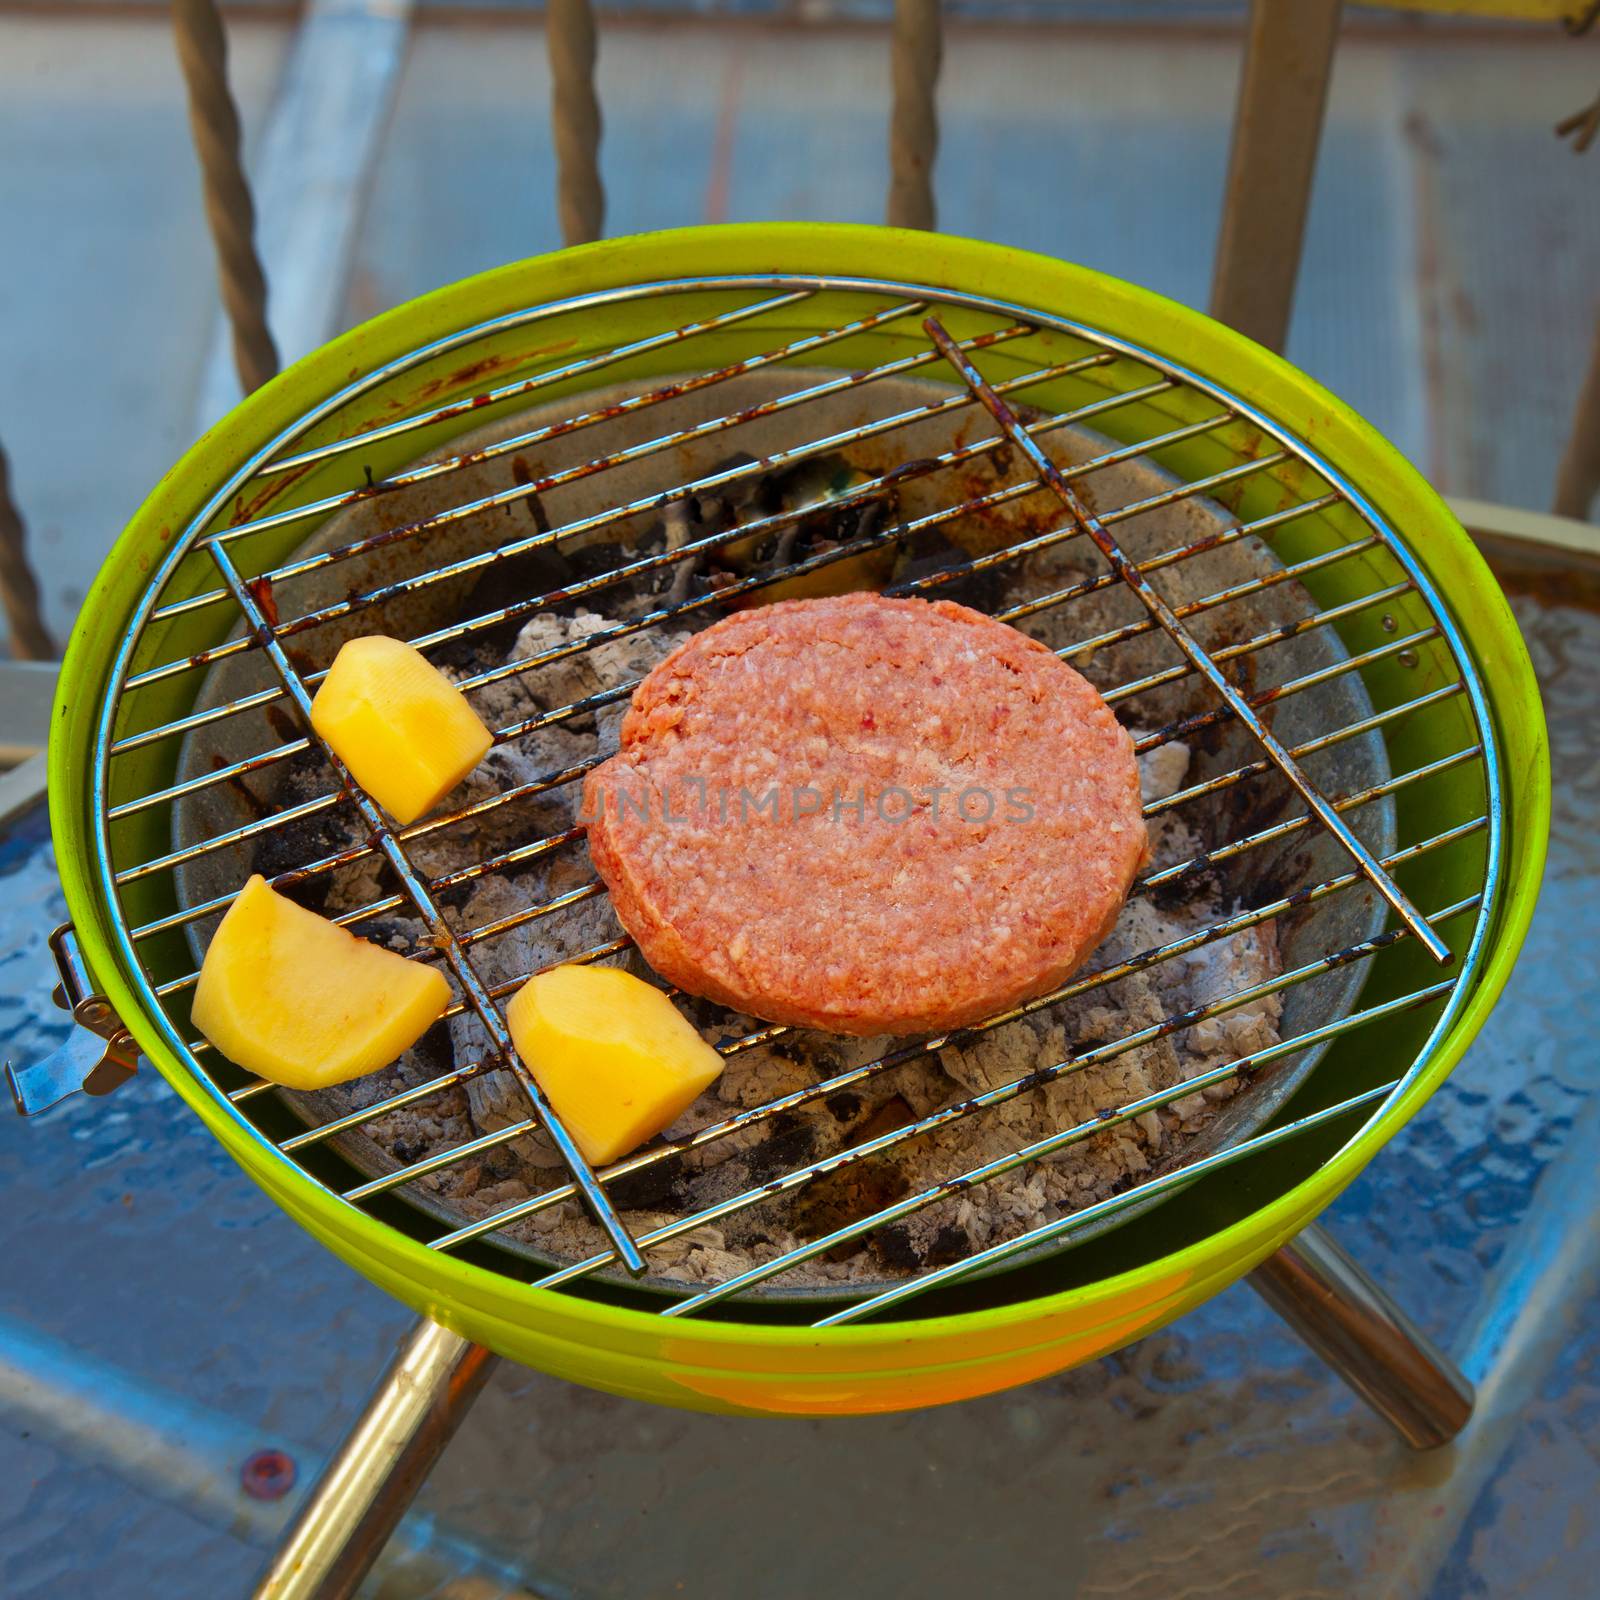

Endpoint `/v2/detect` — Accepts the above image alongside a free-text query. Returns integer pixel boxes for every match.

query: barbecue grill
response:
[13,224,1546,1583]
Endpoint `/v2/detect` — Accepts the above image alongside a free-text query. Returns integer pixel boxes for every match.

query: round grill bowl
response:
[169,379,1398,1301]
[51,225,1548,1416]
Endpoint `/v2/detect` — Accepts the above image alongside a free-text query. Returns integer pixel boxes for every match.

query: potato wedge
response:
[310,635,492,824]
[192,875,450,1090]
[507,964,724,1167]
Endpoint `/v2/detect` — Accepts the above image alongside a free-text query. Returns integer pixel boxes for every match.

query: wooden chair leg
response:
[1210,0,1343,355]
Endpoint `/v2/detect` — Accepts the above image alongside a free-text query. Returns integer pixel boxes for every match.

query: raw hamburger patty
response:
[582,593,1147,1035]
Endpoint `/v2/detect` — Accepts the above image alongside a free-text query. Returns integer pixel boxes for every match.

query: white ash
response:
[435,612,696,1169]
[285,595,1281,1289]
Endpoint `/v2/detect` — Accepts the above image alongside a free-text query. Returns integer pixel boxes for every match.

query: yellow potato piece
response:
[507,964,725,1168]
[192,875,451,1090]
[310,635,493,824]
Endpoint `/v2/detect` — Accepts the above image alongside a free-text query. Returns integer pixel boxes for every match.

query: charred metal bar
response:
[925,313,1452,964]
[207,539,648,1276]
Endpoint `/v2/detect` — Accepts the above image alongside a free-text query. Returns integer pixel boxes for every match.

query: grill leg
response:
[252,1317,498,1600]
[1249,1221,1473,1449]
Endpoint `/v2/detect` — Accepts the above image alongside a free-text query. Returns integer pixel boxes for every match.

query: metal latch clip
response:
[5,925,140,1116]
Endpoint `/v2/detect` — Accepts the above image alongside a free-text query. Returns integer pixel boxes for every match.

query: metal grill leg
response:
[1249,1221,1473,1449]
[252,1317,498,1600]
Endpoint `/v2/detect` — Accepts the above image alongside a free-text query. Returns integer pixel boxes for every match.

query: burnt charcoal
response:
[871,1224,922,1274]
[1145,860,1221,913]
[433,877,476,911]
[786,1095,917,1252]
[246,746,355,908]
[410,1020,455,1077]
[790,1157,913,1257]
[249,817,361,916]
[606,1161,695,1213]
[451,564,576,662]
[742,1112,821,1187]
[357,917,428,955]
[925,1224,970,1268]
[904,561,1010,617]
[893,530,1011,613]
[892,529,970,585]
[842,1096,917,1149]
[425,632,503,677]
[565,539,637,585]
[705,452,770,516]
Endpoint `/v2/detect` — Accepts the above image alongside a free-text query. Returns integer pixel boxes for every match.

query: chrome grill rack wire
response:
[91,274,1502,1324]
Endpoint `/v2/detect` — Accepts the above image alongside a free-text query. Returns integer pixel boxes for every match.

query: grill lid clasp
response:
[5,925,139,1116]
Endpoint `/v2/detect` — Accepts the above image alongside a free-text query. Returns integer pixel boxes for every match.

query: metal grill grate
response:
[90,275,1501,1324]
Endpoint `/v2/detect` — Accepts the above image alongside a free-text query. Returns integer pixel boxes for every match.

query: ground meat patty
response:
[582,593,1147,1035]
